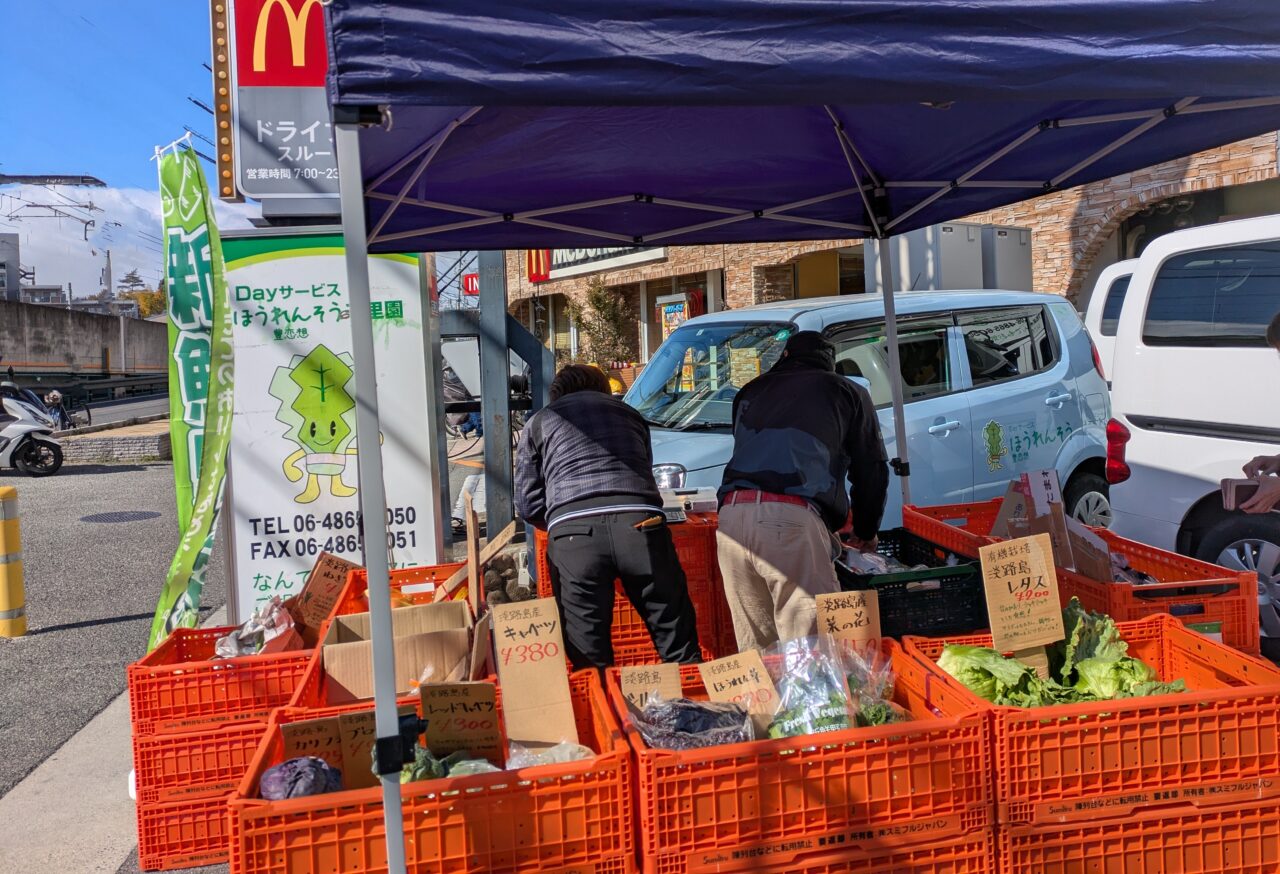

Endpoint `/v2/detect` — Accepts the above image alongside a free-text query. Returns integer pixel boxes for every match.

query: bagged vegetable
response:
[764,638,854,739]
[830,640,912,727]
[216,596,296,658]
[631,696,753,750]
[260,756,343,800]
[506,741,596,768]
[398,746,503,782]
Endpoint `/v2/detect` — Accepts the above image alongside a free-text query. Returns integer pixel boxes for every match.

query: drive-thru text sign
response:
[228,0,339,201]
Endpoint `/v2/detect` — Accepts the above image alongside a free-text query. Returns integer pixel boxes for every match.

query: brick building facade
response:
[505,132,1280,360]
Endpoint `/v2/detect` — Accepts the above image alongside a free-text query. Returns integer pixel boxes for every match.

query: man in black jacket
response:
[717,331,889,650]
[515,364,701,668]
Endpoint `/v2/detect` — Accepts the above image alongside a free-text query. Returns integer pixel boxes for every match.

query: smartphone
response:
[1222,478,1262,511]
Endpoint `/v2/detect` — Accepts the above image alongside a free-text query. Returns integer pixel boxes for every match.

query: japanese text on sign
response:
[492,598,578,746]
[981,533,1064,652]
[815,590,882,646]
[619,663,683,710]
[698,650,779,735]
[421,682,503,764]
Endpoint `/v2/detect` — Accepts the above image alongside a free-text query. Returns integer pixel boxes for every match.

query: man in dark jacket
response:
[717,331,889,650]
[515,364,701,668]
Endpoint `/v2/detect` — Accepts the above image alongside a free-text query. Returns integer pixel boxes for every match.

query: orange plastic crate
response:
[905,615,1280,826]
[904,500,1003,558]
[998,799,1280,874]
[134,721,268,805]
[1063,528,1259,655]
[136,793,231,871]
[333,561,467,615]
[905,500,1260,654]
[230,672,634,874]
[128,627,312,736]
[680,828,994,874]
[535,513,734,657]
[606,642,992,874]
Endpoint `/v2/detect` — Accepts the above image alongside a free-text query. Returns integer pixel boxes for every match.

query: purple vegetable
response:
[260,756,343,800]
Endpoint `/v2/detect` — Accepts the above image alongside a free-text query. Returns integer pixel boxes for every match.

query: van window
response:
[1144,242,1280,347]
[829,318,954,406]
[958,306,1056,387]
[1100,275,1131,336]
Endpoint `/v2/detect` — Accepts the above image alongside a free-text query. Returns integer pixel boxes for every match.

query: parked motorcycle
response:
[0,395,64,476]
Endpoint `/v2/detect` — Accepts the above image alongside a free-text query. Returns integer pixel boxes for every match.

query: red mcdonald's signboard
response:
[462,273,480,295]
[234,0,328,88]
[526,249,553,283]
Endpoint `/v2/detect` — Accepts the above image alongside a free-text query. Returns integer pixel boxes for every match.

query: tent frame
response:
[332,88,1280,874]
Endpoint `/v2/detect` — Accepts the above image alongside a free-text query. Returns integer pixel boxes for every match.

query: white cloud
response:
[0,184,259,297]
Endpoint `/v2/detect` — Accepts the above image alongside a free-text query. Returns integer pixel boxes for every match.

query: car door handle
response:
[1045,392,1073,407]
[928,420,962,435]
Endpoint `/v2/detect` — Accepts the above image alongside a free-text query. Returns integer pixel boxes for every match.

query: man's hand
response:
[1241,477,1280,515]
[848,534,879,553]
[1244,455,1280,478]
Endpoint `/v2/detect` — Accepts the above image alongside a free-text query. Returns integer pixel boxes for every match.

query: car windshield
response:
[625,320,793,429]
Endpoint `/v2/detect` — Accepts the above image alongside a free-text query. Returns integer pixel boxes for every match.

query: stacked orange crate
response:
[534,512,733,660]
[905,616,1280,873]
[230,672,634,874]
[904,501,1259,654]
[605,644,994,874]
[128,627,313,870]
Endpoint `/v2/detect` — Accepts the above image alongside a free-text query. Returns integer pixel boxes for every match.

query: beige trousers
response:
[716,500,840,652]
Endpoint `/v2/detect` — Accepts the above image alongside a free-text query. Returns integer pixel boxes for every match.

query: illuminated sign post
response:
[222,0,340,207]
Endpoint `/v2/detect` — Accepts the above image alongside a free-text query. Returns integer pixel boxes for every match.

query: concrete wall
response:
[0,235,19,303]
[0,300,168,376]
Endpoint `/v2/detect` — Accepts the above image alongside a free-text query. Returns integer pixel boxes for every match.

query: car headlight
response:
[652,463,687,489]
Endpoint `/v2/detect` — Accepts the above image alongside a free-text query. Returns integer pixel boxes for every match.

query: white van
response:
[1082,258,1138,382]
[1106,216,1280,640]
[625,290,1111,529]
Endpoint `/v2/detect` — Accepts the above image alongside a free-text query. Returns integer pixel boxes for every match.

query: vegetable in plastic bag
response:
[399,747,502,783]
[764,638,854,739]
[506,741,596,768]
[260,756,343,800]
[854,696,911,727]
[631,696,753,750]
[216,596,295,659]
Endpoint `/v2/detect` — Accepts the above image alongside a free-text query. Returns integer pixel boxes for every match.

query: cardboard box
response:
[321,601,487,704]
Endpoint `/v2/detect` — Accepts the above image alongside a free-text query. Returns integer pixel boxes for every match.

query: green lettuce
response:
[938,599,1187,707]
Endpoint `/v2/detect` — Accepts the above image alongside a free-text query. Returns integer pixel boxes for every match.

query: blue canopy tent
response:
[320,3,1280,867]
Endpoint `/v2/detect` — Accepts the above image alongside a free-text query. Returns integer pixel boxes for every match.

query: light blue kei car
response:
[623,290,1112,530]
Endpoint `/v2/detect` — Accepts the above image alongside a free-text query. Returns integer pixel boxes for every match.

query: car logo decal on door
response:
[983,420,1009,471]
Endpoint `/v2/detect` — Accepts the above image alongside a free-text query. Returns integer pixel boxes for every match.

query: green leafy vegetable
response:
[939,599,1187,707]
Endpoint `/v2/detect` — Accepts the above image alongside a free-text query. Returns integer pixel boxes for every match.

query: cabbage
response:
[260,756,343,800]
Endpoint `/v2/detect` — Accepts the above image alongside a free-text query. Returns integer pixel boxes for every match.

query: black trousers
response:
[546,510,702,669]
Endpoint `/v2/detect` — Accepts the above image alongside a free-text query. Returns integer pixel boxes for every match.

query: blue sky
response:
[2,0,216,189]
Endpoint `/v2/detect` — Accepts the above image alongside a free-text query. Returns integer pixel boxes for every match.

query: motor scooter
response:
[0,395,63,476]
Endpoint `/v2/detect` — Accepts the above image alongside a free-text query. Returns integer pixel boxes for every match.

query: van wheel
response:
[1065,472,1111,528]
[1195,515,1280,639]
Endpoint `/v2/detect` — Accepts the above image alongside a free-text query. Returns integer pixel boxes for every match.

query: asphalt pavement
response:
[0,462,226,796]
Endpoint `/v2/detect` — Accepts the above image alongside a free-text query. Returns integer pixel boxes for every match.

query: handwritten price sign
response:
[491,598,579,747]
[422,681,503,764]
[980,533,1064,653]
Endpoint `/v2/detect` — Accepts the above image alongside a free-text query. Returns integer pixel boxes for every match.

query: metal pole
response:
[334,119,408,874]
[419,254,448,558]
[478,250,513,534]
[877,236,912,507]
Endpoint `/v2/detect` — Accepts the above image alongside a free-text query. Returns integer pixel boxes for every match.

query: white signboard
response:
[224,230,440,617]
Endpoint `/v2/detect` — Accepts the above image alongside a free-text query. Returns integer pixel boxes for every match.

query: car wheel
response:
[1064,472,1112,528]
[1195,515,1280,639]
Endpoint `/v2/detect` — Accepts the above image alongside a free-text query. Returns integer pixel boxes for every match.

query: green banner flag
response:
[149,146,235,650]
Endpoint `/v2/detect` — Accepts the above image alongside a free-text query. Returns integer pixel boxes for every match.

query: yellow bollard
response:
[0,486,25,637]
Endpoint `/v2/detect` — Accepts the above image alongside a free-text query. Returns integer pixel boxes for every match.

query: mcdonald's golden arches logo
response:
[526,250,553,283]
[234,0,328,87]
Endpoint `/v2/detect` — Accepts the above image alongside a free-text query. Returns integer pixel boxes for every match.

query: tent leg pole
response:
[877,236,912,508]
[335,120,409,874]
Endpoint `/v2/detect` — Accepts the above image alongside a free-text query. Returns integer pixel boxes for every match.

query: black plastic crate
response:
[837,528,988,639]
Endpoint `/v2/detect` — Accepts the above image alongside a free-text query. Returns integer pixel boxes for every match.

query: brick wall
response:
[962,132,1279,299]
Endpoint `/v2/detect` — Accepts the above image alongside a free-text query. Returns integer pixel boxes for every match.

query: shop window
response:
[959,306,1056,387]
[1143,241,1280,347]
[838,253,865,294]
[830,319,954,406]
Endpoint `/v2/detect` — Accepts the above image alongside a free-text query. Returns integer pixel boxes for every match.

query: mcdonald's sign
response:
[526,250,553,283]
[234,0,327,88]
